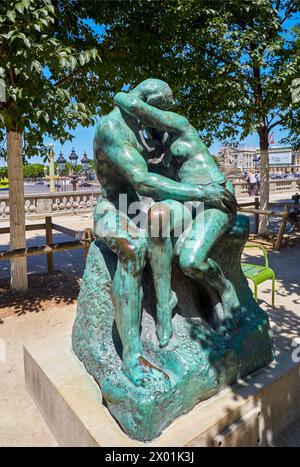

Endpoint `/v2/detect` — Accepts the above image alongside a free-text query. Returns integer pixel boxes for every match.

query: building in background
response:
[218,144,300,176]
[293,151,300,173]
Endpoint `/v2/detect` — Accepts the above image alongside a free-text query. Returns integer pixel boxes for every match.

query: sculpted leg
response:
[179,208,240,330]
[94,199,170,389]
[147,203,176,347]
[111,238,145,376]
[147,200,192,346]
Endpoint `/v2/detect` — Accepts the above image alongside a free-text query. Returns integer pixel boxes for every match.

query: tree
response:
[94,0,300,235]
[0,166,7,179]
[23,163,45,179]
[209,0,300,234]
[0,0,101,292]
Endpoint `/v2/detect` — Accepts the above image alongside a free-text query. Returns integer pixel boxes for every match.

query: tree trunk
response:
[7,130,28,293]
[258,126,270,236]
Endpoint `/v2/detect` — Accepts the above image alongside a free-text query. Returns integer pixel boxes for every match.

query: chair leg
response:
[253,282,258,302]
[271,275,275,308]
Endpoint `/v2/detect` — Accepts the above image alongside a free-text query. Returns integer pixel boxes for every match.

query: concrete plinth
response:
[24,331,300,447]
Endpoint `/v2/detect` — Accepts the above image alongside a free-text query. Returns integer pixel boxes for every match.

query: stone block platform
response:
[24,330,300,447]
[71,216,274,441]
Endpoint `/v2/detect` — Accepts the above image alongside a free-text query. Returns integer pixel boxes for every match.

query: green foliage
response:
[1,0,298,158]
[23,163,45,178]
[89,158,95,170]
[0,0,101,159]
[74,164,82,174]
[0,166,8,179]
[95,0,300,147]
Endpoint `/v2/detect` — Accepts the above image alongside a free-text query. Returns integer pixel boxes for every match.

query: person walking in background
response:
[255,171,260,192]
[246,170,258,196]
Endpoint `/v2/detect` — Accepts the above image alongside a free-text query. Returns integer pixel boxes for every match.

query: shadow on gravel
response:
[0,271,80,323]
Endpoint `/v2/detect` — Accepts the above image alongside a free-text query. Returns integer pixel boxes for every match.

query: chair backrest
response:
[243,243,269,268]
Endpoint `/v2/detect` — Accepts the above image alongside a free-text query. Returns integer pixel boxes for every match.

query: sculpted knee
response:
[147,203,170,239]
[113,237,146,265]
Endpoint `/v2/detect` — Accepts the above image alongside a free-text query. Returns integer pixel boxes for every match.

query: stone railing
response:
[0,188,101,220]
[232,179,300,197]
[1,179,299,219]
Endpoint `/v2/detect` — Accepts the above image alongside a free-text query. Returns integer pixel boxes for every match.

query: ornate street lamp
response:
[81,151,89,171]
[55,152,67,191]
[54,148,92,191]
[69,147,78,168]
[57,151,66,173]
[69,148,79,191]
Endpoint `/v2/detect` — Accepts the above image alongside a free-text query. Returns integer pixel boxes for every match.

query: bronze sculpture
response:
[72,79,274,441]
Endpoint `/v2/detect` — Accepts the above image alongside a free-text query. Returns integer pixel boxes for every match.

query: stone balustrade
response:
[0,179,299,220]
[232,178,300,197]
[0,189,101,220]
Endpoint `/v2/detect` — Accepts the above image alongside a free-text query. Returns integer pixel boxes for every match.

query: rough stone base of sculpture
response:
[72,214,274,442]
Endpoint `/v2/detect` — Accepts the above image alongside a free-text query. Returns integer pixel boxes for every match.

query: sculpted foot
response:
[122,354,171,392]
[156,291,177,347]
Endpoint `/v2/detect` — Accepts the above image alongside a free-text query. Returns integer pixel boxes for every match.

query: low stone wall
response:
[0,179,299,220]
[0,189,101,220]
[232,179,300,197]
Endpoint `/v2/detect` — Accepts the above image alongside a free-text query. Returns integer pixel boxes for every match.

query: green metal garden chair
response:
[241,243,276,308]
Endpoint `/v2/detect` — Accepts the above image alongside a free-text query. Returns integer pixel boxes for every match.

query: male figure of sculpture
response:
[93,78,236,388]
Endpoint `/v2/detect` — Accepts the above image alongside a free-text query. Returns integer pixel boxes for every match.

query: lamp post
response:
[69,148,79,191]
[81,151,89,171]
[55,148,91,191]
[57,151,67,173]
[48,143,55,193]
[57,151,67,192]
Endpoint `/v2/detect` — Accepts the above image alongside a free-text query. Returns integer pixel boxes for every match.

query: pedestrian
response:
[255,171,261,192]
[246,170,258,196]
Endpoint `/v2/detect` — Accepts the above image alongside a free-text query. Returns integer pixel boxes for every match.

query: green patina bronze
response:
[72,79,274,441]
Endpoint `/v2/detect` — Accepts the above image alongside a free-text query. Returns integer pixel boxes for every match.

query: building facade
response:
[218,145,300,175]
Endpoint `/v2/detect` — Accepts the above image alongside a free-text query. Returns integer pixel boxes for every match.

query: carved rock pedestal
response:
[72,214,274,442]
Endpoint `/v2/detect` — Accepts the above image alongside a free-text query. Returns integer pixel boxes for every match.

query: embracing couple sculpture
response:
[72,78,273,441]
[92,78,240,388]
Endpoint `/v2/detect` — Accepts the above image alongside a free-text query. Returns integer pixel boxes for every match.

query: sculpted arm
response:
[95,122,223,203]
[114,92,213,161]
[105,146,206,203]
[114,92,188,134]
[111,95,236,211]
